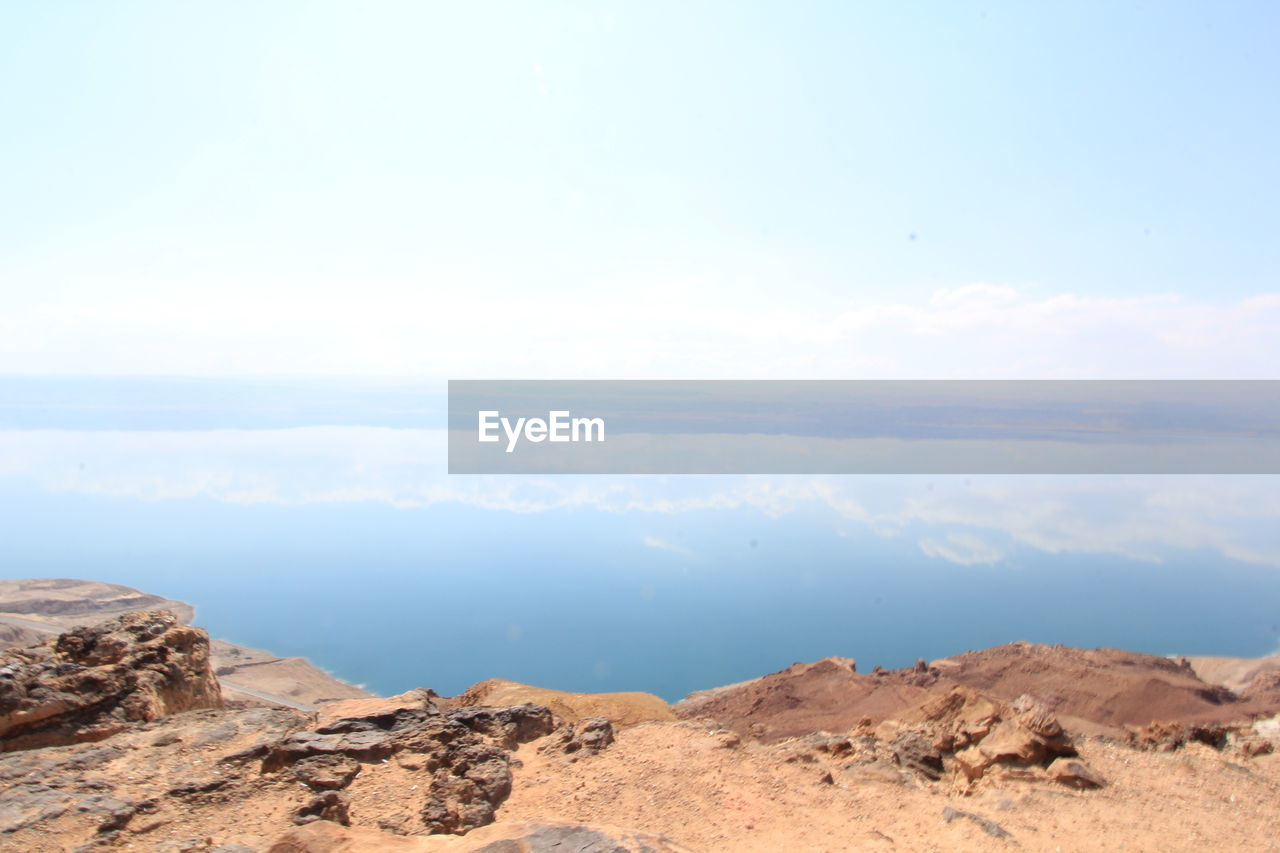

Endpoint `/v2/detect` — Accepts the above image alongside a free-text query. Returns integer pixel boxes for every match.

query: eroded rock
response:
[539,716,614,758]
[951,700,1076,782]
[0,610,222,753]
[1128,721,1231,752]
[256,697,553,836]
[446,703,555,749]
[890,730,943,780]
[1046,757,1106,789]
[293,790,350,826]
[293,754,361,791]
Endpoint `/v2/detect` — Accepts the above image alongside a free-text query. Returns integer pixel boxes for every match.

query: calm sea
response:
[2,378,1277,701]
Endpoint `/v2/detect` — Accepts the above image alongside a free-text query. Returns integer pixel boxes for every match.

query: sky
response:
[2,1,1279,377]
[2,3,1279,685]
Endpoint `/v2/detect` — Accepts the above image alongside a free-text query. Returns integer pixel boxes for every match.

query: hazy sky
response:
[2,2,1278,377]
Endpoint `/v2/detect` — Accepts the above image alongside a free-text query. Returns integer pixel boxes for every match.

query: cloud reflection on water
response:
[1,427,1277,568]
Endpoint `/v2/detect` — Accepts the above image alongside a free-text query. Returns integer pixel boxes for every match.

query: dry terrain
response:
[0,580,1278,852]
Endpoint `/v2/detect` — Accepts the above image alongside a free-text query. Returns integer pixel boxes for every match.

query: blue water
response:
[3,482,1278,702]
[1,378,1278,701]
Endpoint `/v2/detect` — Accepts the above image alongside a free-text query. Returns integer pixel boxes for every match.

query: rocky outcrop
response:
[951,696,1078,782]
[539,716,615,759]
[1046,757,1107,789]
[243,692,555,836]
[777,689,1088,788]
[681,643,1279,745]
[0,706,305,838]
[0,688,563,846]
[929,642,1258,730]
[445,703,557,750]
[0,579,372,709]
[889,730,943,780]
[895,686,1001,751]
[1126,716,1280,759]
[1127,720,1231,751]
[293,790,351,826]
[293,754,362,791]
[0,610,222,752]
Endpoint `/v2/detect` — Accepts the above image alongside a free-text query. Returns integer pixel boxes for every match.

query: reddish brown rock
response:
[673,656,930,742]
[293,790,351,826]
[1128,721,1231,752]
[929,643,1260,730]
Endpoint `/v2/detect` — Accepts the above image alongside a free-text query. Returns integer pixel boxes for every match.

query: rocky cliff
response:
[0,610,222,753]
[0,579,370,710]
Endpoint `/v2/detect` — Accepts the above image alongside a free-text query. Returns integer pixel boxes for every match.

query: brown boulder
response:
[421,743,514,835]
[952,703,1075,781]
[257,695,554,837]
[539,716,615,758]
[1047,757,1107,789]
[293,754,362,791]
[890,730,943,780]
[293,790,351,826]
[312,689,438,731]
[445,703,556,749]
[0,609,222,752]
[896,687,1001,750]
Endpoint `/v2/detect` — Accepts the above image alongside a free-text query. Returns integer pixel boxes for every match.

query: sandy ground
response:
[500,722,1280,853]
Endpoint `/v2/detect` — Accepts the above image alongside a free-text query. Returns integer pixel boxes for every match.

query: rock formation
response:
[0,591,1278,852]
[0,609,222,752]
[0,579,371,710]
[673,642,1275,743]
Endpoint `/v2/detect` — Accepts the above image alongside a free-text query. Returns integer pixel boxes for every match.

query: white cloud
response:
[1,282,1278,378]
